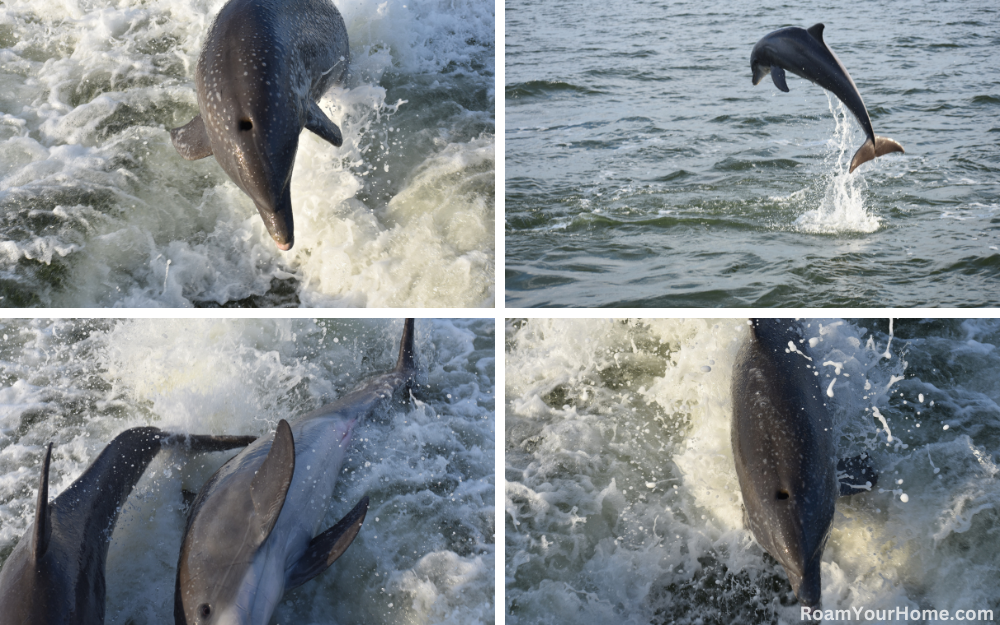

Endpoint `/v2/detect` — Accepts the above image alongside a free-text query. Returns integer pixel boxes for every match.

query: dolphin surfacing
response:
[0,428,256,625]
[750,24,904,173]
[170,0,350,251]
[174,319,418,625]
[730,319,877,607]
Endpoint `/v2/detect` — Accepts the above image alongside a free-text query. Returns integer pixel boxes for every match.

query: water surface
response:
[506,318,1000,623]
[0,318,495,624]
[506,0,1000,307]
[0,0,494,307]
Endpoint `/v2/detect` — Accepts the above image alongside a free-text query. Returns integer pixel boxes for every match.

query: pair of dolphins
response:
[0,320,417,625]
[732,319,879,607]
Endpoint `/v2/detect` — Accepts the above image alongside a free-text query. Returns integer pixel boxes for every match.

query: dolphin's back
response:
[0,428,255,625]
[753,26,873,141]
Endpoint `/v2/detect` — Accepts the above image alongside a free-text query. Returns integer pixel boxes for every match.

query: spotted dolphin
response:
[170,0,350,251]
[730,319,877,607]
[174,319,417,625]
[750,24,904,173]
[0,428,256,625]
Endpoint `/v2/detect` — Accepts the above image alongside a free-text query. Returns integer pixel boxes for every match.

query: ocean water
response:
[0,0,494,307]
[506,318,1000,623]
[505,0,1000,307]
[0,318,495,624]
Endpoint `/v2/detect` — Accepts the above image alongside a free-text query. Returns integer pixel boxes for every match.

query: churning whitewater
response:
[0,0,494,307]
[506,319,1000,624]
[0,318,495,624]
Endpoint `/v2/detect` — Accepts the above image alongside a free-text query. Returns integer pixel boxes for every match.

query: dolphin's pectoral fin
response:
[849,136,904,173]
[250,420,296,544]
[837,454,878,496]
[305,101,344,148]
[741,503,749,530]
[806,23,826,44]
[286,496,369,590]
[32,443,53,561]
[170,115,213,161]
[770,66,789,92]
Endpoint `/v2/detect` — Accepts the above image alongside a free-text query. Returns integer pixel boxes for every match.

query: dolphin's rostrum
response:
[750,24,904,173]
[171,0,350,251]
[0,428,256,625]
[175,319,418,625]
[731,319,877,607]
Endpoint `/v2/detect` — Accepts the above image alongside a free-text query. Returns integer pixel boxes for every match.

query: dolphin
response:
[750,24,904,173]
[174,319,417,625]
[0,427,257,625]
[170,0,350,251]
[730,319,877,607]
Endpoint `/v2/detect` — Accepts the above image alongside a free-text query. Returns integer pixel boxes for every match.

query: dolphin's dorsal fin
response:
[770,66,789,92]
[806,23,825,44]
[305,101,344,148]
[285,496,369,590]
[32,443,53,561]
[250,420,296,544]
[395,319,416,373]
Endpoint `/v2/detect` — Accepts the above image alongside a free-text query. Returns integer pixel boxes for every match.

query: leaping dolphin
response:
[171,0,350,251]
[750,24,904,173]
[0,428,256,625]
[174,319,418,625]
[730,319,877,607]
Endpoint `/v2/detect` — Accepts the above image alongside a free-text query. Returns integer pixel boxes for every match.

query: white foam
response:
[0,318,494,624]
[0,0,494,306]
[506,319,1000,622]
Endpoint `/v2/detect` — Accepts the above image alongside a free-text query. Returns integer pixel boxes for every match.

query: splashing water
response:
[795,95,880,234]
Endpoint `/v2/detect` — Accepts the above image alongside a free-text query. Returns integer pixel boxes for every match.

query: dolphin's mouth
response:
[275,239,293,251]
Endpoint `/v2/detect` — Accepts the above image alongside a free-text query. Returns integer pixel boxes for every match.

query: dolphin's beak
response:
[255,185,295,251]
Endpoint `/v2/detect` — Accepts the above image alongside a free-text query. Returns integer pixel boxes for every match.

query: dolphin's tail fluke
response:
[395,318,417,373]
[849,135,904,173]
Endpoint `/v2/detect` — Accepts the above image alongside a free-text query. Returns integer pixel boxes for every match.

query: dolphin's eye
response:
[776,490,790,500]
[198,603,212,619]
[238,119,253,131]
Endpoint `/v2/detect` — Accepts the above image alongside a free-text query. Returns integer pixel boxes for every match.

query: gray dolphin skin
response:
[0,428,256,625]
[170,0,350,251]
[174,319,417,625]
[750,24,904,173]
[731,319,876,607]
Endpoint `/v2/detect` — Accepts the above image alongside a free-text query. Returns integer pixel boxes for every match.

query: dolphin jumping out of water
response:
[750,24,904,173]
[174,319,418,625]
[731,319,877,607]
[171,0,350,251]
[0,428,256,625]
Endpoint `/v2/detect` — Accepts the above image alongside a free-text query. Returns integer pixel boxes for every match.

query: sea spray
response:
[0,318,495,624]
[506,319,1000,624]
[0,0,494,307]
